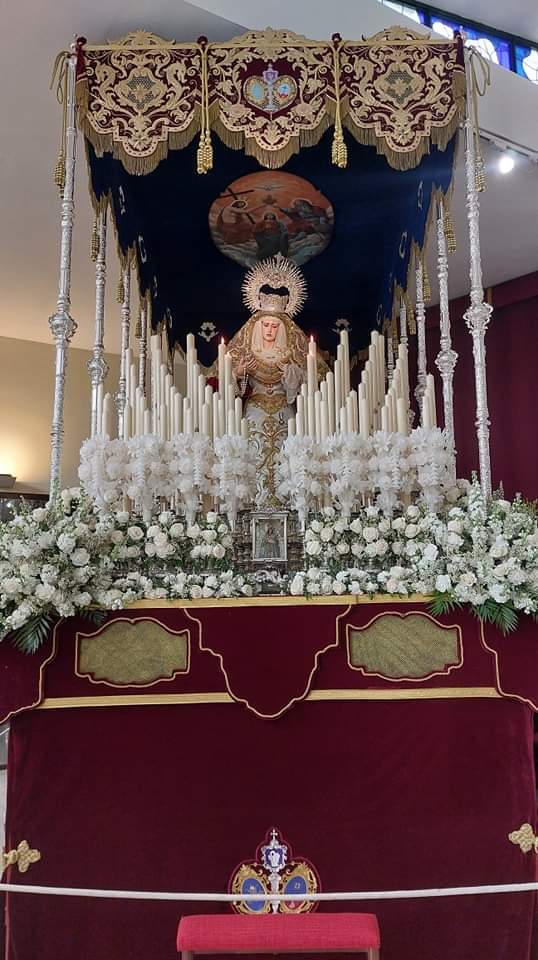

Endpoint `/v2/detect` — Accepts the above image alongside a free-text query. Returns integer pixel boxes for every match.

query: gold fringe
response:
[90,215,99,262]
[443,202,457,253]
[331,38,348,169]
[475,152,486,192]
[422,259,431,303]
[53,151,66,195]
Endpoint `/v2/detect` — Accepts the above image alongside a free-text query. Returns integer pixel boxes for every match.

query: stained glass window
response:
[516,45,538,83]
[378,0,425,23]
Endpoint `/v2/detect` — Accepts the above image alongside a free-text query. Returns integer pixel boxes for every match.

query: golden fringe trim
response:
[342,106,462,172]
[79,111,202,176]
[211,114,331,169]
[443,200,457,253]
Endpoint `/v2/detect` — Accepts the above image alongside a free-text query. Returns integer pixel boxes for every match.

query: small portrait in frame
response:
[252,514,287,563]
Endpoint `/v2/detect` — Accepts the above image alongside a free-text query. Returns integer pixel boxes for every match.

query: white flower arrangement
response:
[276,436,327,525]
[322,433,371,516]
[1,478,537,651]
[212,436,257,528]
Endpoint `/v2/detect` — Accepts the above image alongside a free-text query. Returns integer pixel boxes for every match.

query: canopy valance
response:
[75,26,464,175]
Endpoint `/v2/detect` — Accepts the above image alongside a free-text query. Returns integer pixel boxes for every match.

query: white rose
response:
[350,518,362,535]
[332,581,345,595]
[406,505,420,519]
[3,577,22,596]
[241,584,253,597]
[144,543,156,557]
[378,519,390,534]
[32,508,48,522]
[206,512,218,525]
[386,577,401,593]
[186,524,201,538]
[351,542,363,557]
[202,530,217,542]
[334,520,346,534]
[153,532,169,549]
[405,541,418,557]
[447,532,463,548]
[217,524,228,535]
[110,530,124,545]
[336,541,350,554]
[37,532,55,550]
[169,523,184,539]
[290,574,304,596]
[306,540,322,557]
[75,591,92,607]
[405,524,418,539]
[392,517,405,532]
[213,544,226,560]
[147,525,160,539]
[71,548,90,567]
[116,511,130,525]
[205,575,218,589]
[461,572,476,586]
[202,586,214,599]
[190,585,203,599]
[422,544,438,562]
[349,581,362,595]
[320,527,333,542]
[365,542,378,558]
[362,527,378,542]
[310,520,322,533]
[127,526,144,541]
[447,520,463,535]
[490,537,509,559]
[435,574,452,593]
[57,534,76,553]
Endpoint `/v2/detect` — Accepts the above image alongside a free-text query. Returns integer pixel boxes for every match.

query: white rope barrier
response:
[0,881,537,901]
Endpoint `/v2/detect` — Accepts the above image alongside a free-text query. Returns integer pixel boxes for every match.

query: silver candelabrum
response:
[88,208,109,437]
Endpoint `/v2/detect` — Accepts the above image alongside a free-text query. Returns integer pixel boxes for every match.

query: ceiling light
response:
[498,152,515,174]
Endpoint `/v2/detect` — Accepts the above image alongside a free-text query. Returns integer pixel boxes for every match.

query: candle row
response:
[421,373,438,430]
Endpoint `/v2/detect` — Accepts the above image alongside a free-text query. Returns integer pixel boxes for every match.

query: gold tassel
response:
[331,125,348,169]
[90,216,99,262]
[331,36,347,169]
[117,276,124,303]
[443,204,457,254]
[53,150,66,195]
[422,260,431,303]
[475,151,486,192]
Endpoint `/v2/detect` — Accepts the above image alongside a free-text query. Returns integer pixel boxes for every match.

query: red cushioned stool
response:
[177,913,380,960]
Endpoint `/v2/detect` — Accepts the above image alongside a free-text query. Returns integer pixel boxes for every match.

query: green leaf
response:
[9,613,57,655]
[428,592,462,618]
[471,600,519,635]
[76,608,107,628]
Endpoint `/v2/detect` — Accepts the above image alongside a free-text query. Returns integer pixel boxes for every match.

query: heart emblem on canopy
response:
[243,65,298,114]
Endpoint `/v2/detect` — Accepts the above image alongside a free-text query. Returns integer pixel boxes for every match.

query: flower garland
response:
[1,479,537,652]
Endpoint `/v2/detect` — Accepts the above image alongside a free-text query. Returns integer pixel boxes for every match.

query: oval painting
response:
[209,171,334,269]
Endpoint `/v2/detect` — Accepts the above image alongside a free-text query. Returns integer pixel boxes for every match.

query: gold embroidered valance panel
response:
[75,26,465,175]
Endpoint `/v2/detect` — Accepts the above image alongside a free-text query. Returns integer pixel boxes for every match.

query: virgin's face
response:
[261,317,281,344]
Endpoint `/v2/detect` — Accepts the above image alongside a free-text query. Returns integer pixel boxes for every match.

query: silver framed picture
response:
[251,512,288,564]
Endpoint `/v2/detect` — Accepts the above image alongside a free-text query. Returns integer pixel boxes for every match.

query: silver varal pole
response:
[435,203,458,455]
[117,266,131,438]
[49,46,78,499]
[414,261,427,410]
[463,51,493,499]
[88,208,109,436]
[138,300,148,397]
[399,298,408,350]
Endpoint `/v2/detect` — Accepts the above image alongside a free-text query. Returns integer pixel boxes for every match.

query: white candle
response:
[173,392,182,435]
[359,396,370,439]
[201,402,210,436]
[426,373,437,426]
[320,399,329,440]
[218,397,225,436]
[296,411,304,437]
[123,404,131,440]
[346,395,354,433]
[212,392,220,439]
[307,354,316,397]
[224,354,233,408]
[308,335,316,358]
[143,409,152,435]
[241,418,249,440]
[314,390,322,443]
[340,329,350,397]
[226,384,235,417]
[205,384,213,407]
[308,395,316,438]
[296,394,305,420]
[159,403,167,440]
[227,408,236,435]
[350,389,359,433]
[102,393,112,437]
[334,359,342,421]
[218,338,226,394]
[381,405,389,433]
[198,373,206,428]
[326,371,335,434]
[183,397,191,433]
[185,407,193,434]
[397,397,408,435]
[234,396,242,434]
[340,406,348,433]
[288,418,296,437]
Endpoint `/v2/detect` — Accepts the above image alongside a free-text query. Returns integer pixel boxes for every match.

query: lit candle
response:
[308,335,316,358]
[218,338,226,393]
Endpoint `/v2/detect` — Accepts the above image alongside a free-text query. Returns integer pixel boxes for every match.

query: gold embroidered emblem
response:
[348,612,461,680]
[509,823,538,854]
[77,618,189,686]
[3,841,41,874]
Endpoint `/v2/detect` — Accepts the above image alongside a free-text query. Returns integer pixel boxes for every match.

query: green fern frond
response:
[77,608,107,628]
[471,600,519,635]
[428,592,462,618]
[10,613,57,655]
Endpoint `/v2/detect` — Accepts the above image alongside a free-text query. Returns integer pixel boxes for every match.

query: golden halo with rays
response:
[242,255,308,318]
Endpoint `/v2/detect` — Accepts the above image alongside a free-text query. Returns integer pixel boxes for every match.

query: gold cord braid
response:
[196,41,213,174]
[90,215,99,262]
[468,48,491,192]
[117,275,125,303]
[50,51,69,195]
[331,37,348,169]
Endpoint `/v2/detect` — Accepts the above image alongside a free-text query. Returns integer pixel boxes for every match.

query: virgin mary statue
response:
[227,257,314,504]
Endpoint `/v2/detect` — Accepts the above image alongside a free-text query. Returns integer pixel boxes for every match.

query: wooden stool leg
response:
[367,950,380,959]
